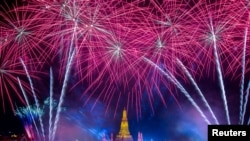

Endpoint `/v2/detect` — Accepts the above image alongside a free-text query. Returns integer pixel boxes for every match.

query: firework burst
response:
[0,2,249,138]
[0,46,35,112]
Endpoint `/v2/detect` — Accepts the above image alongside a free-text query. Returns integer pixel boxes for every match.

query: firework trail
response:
[240,27,248,124]
[20,58,45,141]
[176,58,219,124]
[15,106,35,140]
[15,105,44,140]
[51,48,75,141]
[49,67,54,141]
[50,5,79,137]
[209,17,230,124]
[143,57,211,124]
[17,77,40,139]
[243,80,250,124]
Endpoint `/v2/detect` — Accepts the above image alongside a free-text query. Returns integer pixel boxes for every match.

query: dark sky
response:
[0,112,24,135]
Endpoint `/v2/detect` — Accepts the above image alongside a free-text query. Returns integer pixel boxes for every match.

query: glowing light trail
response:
[49,67,54,141]
[210,18,230,124]
[20,58,45,140]
[177,59,219,124]
[51,48,76,141]
[143,57,211,124]
[240,27,248,124]
[17,77,40,140]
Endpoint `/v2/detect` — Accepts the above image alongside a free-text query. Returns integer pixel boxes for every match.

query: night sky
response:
[0,0,250,141]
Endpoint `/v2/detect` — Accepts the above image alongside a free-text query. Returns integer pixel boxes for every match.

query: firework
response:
[15,104,44,140]
[0,46,34,112]
[0,1,50,65]
[0,2,249,140]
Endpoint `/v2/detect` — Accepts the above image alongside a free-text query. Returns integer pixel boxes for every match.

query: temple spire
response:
[116,109,133,141]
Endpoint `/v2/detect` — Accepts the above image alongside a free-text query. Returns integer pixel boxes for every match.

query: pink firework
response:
[0,1,52,68]
[1,0,249,121]
[0,45,34,112]
[184,0,242,80]
[140,0,197,79]
[221,0,250,79]
[67,0,157,115]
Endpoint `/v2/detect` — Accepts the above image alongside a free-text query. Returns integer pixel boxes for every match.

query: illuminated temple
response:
[103,109,143,141]
[116,109,134,141]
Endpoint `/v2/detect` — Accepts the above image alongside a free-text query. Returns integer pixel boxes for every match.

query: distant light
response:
[11,134,18,138]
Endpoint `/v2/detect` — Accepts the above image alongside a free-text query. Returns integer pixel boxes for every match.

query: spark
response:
[155,15,179,35]
[111,44,123,59]
[45,4,51,9]
[107,40,123,60]
[156,38,165,49]
[0,68,6,74]
[156,16,172,27]
[15,27,29,44]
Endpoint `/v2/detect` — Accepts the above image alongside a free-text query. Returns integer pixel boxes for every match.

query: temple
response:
[103,109,143,141]
[116,109,133,141]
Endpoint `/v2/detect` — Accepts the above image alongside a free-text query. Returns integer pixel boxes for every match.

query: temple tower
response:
[115,109,133,141]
